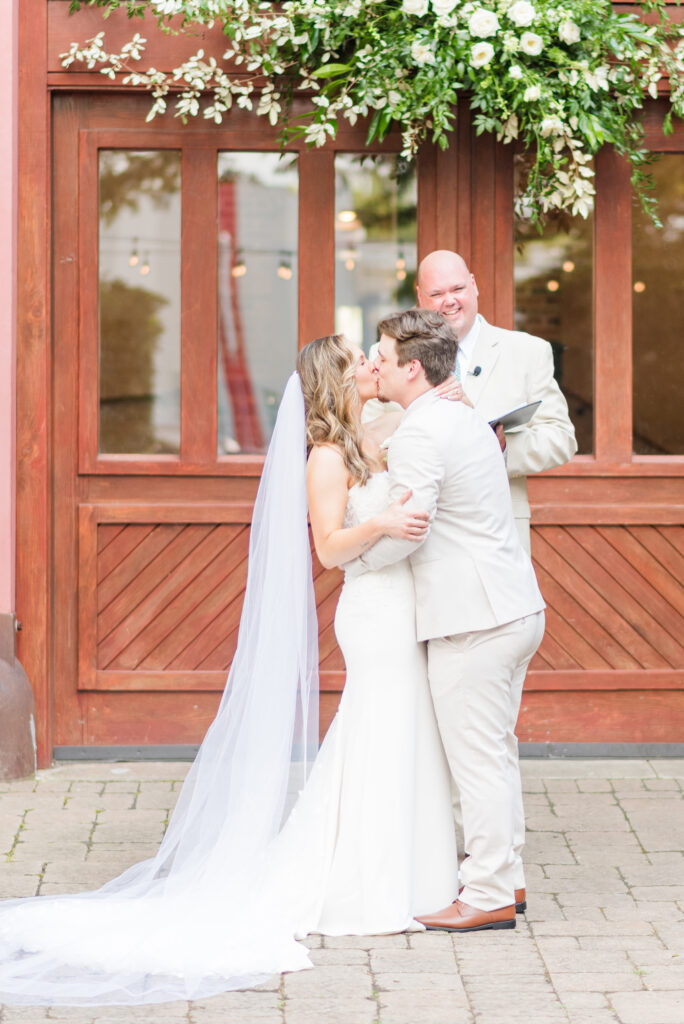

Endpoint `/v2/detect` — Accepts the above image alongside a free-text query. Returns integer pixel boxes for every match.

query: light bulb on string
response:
[140,254,151,276]
[277,255,293,281]
[231,253,246,278]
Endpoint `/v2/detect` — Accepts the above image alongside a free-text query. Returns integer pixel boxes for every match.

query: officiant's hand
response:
[492,422,506,452]
[434,376,474,408]
[377,490,430,541]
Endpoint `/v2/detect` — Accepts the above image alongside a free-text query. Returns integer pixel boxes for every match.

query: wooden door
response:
[51,92,506,753]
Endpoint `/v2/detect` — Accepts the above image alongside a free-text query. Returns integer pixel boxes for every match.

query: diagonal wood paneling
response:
[531,525,684,673]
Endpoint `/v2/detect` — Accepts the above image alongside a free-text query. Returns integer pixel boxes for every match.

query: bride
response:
[0,334,458,1006]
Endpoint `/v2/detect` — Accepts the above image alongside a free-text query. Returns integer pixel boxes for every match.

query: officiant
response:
[415,250,577,552]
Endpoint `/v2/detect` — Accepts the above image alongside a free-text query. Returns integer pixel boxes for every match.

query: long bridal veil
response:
[0,372,320,1005]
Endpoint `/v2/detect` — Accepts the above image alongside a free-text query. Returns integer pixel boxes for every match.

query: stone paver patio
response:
[0,758,682,1024]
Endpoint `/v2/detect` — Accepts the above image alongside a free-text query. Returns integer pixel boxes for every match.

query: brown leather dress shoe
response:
[417,899,516,933]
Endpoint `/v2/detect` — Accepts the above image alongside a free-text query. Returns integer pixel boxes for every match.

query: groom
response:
[352,309,545,932]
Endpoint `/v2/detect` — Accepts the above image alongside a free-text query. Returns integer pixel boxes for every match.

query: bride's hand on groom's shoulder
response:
[377,490,430,541]
[434,376,474,408]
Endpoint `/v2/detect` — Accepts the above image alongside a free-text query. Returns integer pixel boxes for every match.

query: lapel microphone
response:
[467,366,482,377]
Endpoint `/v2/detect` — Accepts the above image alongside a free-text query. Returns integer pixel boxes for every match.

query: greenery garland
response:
[63,0,684,223]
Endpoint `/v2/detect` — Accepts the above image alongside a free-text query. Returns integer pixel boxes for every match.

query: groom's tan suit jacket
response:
[352,391,545,641]
[464,320,577,533]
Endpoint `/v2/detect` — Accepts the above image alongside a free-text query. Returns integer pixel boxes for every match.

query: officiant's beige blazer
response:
[354,391,545,642]
[464,320,577,524]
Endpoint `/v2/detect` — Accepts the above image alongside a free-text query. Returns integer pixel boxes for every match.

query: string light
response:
[633,281,646,293]
[277,257,293,280]
[140,254,151,276]
[337,209,357,224]
[562,260,575,273]
[546,279,560,292]
[231,252,246,277]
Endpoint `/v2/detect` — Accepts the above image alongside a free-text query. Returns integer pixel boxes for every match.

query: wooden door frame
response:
[17,0,52,766]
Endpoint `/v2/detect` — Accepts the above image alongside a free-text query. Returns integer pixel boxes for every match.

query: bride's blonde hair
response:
[296,334,370,486]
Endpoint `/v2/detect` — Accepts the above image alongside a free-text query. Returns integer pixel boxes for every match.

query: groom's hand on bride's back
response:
[379,490,430,541]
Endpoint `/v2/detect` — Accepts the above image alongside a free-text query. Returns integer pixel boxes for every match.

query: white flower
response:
[508,64,523,79]
[558,19,580,45]
[523,84,540,101]
[498,113,519,141]
[507,2,536,28]
[343,0,362,14]
[151,0,183,13]
[468,9,500,38]
[539,115,563,137]
[402,0,429,14]
[388,90,402,106]
[519,31,543,55]
[411,40,435,65]
[432,0,458,14]
[584,65,609,91]
[470,41,495,67]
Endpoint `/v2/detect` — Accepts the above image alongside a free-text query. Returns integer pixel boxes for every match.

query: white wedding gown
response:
[0,472,457,1006]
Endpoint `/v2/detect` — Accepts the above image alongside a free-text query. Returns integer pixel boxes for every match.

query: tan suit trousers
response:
[427,611,545,912]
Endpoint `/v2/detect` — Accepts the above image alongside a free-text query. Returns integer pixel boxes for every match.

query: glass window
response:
[217,152,298,455]
[633,154,684,454]
[514,163,593,454]
[98,150,181,454]
[334,155,417,353]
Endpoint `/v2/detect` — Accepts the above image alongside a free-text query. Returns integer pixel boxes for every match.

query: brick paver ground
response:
[0,758,682,1024]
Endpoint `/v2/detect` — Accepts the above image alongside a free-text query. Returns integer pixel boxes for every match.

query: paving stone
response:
[552,971,644,993]
[283,964,372,999]
[188,991,279,1021]
[308,948,368,966]
[377,992,472,1023]
[610,989,684,1023]
[370,951,456,974]
[284,1000,377,1024]
[374,971,466,994]
[649,760,684,780]
[558,990,610,1008]
[324,934,409,950]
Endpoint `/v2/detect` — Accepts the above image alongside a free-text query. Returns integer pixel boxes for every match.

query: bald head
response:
[416,250,479,339]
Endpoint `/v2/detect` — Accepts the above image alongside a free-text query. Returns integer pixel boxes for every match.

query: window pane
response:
[633,155,684,454]
[217,153,298,455]
[98,150,181,454]
[514,184,593,454]
[335,155,417,352]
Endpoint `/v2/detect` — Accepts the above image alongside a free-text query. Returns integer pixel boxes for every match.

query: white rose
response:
[558,19,580,45]
[539,115,563,137]
[507,1,536,27]
[432,0,458,14]
[411,40,436,65]
[468,9,500,38]
[523,84,540,101]
[519,31,543,55]
[508,64,523,79]
[402,0,429,14]
[470,41,495,67]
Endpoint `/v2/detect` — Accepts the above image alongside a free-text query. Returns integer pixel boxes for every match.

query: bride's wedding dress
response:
[0,389,457,1005]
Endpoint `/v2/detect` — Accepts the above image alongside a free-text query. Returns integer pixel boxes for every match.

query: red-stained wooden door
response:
[50,93,487,752]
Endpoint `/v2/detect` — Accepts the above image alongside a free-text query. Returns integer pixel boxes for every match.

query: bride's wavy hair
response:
[296,334,370,486]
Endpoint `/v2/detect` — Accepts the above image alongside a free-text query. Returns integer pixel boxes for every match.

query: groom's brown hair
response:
[377,309,457,386]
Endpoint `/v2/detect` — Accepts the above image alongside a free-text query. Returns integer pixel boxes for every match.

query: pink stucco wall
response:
[0,2,18,616]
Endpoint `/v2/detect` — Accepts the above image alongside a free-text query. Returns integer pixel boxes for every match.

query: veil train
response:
[0,372,320,1005]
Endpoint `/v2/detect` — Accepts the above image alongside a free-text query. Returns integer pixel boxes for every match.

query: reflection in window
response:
[98,150,181,454]
[217,153,298,455]
[514,172,593,454]
[633,155,684,454]
[335,155,417,353]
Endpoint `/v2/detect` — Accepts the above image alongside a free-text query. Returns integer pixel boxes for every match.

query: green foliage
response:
[61,0,684,223]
